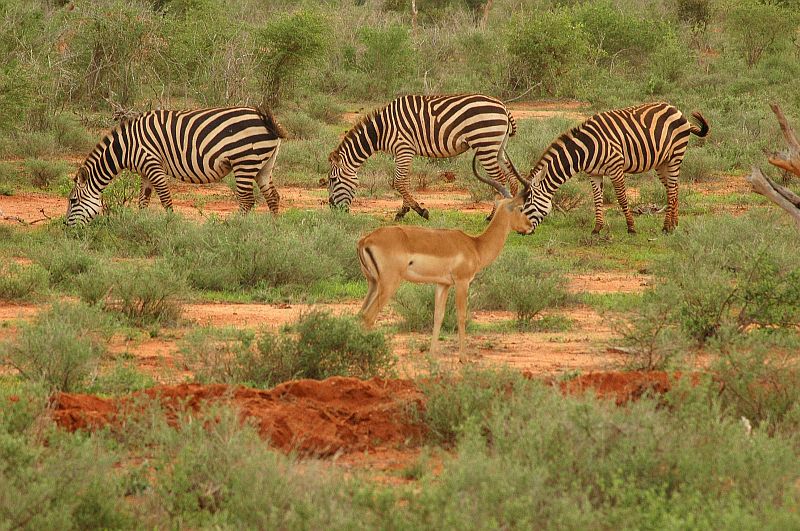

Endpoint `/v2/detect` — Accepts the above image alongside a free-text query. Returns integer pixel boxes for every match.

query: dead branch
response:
[746,166,800,232]
[767,103,800,178]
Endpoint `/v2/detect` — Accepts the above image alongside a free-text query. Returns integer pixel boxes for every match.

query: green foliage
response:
[656,214,800,343]
[60,0,161,106]
[280,109,323,140]
[675,0,713,27]
[31,239,99,287]
[712,333,800,435]
[393,284,459,333]
[1,301,114,392]
[305,94,345,124]
[0,262,49,300]
[23,158,71,189]
[724,0,799,68]
[184,311,395,387]
[87,362,156,394]
[506,10,591,95]
[75,261,186,327]
[101,171,140,215]
[255,10,329,106]
[353,24,416,97]
[473,247,572,327]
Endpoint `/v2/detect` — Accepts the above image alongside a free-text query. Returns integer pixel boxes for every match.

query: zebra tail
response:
[689,111,709,138]
[257,106,288,139]
[506,110,517,137]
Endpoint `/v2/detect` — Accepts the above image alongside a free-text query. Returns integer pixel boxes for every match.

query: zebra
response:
[327,93,519,221]
[515,102,709,235]
[66,106,286,226]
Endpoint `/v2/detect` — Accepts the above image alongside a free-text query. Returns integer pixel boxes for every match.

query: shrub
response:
[552,180,586,213]
[101,170,140,215]
[184,311,395,387]
[279,109,323,140]
[306,94,345,124]
[506,10,591,95]
[0,262,49,300]
[76,261,187,327]
[1,301,115,392]
[655,215,800,343]
[87,362,156,394]
[393,284,458,334]
[712,333,800,436]
[354,24,416,97]
[254,10,329,106]
[24,159,71,189]
[676,0,713,28]
[31,239,99,287]
[473,247,572,327]
[724,0,798,68]
[50,113,93,153]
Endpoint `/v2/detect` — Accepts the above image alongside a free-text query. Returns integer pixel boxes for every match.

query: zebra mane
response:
[529,126,582,184]
[335,108,381,153]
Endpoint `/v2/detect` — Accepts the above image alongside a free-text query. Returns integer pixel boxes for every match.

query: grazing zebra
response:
[66,106,286,226]
[516,102,709,235]
[327,93,519,220]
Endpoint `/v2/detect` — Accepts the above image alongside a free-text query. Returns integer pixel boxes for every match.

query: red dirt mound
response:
[556,371,684,405]
[52,377,426,457]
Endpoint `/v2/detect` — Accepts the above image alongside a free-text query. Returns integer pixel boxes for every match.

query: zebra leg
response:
[609,170,636,234]
[657,161,681,233]
[148,170,174,211]
[392,151,428,221]
[233,175,256,213]
[590,177,604,234]
[255,145,281,214]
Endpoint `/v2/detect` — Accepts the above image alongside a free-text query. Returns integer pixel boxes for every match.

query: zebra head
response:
[520,169,552,234]
[66,166,102,226]
[327,150,357,211]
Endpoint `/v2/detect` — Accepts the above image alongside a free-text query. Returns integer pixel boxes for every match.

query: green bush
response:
[183,311,395,387]
[473,247,572,327]
[354,24,416,97]
[724,0,798,68]
[50,113,93,153]
[254,10,329,106]
[711,333,800,436]
[279,109,323,140]
[0,262,49,300]
[23,158,71,189]
[506,10,591,95]
[655,214,800,343]
[101,171,140,215]
[32,239,99,287]
[1,301,115,392]
[306,94,345,124]
[393,284,459,334]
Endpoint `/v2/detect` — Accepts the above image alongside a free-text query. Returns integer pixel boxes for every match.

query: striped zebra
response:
[517,102,709,234]
[66,106,286,226]
[327,93,519,220]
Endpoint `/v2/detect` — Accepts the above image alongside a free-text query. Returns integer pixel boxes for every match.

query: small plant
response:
[24,159,70,189]
[306,94,345,124]
[184,311,395,388]
[280,109,323,140]
[0,262,49,300]
[552,180,585,213]
[101,170,140,215]
[1,301,115,392]
[393,284,458,334]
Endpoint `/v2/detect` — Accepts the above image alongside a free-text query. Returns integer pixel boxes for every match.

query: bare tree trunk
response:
[767,103,800,178]
[746,104,800,232]
[411,0,418,35]
[480,0,494,29]
[747,167,800,231]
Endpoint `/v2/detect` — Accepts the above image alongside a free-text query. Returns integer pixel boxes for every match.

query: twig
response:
[506,82,543,103]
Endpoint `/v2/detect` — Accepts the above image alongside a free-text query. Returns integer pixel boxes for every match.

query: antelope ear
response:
[328,151,342,167]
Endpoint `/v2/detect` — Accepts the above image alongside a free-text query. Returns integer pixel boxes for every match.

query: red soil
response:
[52,371,683,457]
[52,377,426,458]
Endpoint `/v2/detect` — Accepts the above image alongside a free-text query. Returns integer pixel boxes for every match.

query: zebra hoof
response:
[419,208,430,220]
[627,227,637,234]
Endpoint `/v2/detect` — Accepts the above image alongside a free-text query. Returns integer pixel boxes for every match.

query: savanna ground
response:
[2,0,800,528]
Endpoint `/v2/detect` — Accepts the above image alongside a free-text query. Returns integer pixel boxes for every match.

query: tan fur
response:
[357,193,532,360]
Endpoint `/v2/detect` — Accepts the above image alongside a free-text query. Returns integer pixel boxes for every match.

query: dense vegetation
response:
[1,0,800,528]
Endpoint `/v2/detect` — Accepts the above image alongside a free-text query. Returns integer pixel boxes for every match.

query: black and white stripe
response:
[327,93,518,220]
[66,106,286,225]
[521,102,709,234]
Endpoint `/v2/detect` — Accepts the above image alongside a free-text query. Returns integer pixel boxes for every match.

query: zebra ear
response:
[328,151,342,167]
[74,167,88,185]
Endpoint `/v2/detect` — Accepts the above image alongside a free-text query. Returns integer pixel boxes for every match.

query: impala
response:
[357,163,532,359]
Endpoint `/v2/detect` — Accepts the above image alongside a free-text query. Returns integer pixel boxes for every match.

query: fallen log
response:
[767,103,800,178]
[746,166,800,231]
